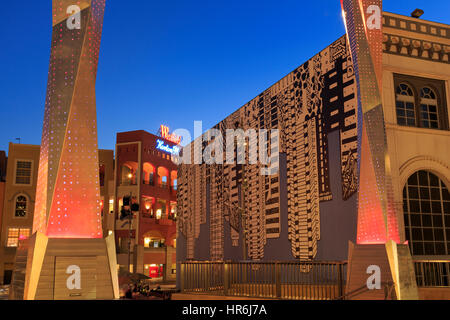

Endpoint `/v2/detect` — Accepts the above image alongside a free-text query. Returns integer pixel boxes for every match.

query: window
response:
[396,83,416,127]
[6,228,30,247]
[99,164,105,187]
[14,195,27,218]
[144,237,165,248]
[15,160,32,185]
[420,87,439,129]
[403,170,450,256]
[394,74,448,130]
[173,179,177,190]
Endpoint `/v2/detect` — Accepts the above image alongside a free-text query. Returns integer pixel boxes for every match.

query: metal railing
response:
[337,281,396,300]
[414,260,450,287]
[180,261,347,300]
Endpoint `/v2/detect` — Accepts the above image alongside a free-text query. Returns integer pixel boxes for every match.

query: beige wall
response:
[0,143,40,284]
[382,50,450,244]
[99,149,115,236]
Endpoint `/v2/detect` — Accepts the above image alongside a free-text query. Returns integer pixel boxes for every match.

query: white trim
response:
[12,193,29,220]
[12,159,34,187]
[399,156,450,192]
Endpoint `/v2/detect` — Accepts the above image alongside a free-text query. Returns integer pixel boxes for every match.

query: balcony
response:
[120,180,137,186]
[141,214,175,226]
[158,218,174,226]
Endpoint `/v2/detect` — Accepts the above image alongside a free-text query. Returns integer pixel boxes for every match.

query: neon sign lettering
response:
[160,125,181,144]
[156,139,180,155]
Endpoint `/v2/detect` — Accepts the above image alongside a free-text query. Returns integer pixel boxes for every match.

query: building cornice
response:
[383,12,450,39]
[383,33,449,64]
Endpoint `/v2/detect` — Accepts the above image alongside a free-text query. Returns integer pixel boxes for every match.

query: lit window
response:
[108,198,114,214]
[403,170,450,255]
[396,83,416,127]
[15,161,32,185]
[6,228,30,247]
[14,195,27,218]
[144,237,163,248]
[161,176,167,188]
[173,179,178,190]
[420,87,439,129]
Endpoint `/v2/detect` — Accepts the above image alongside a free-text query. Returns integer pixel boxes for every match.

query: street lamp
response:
[120,193,139,273]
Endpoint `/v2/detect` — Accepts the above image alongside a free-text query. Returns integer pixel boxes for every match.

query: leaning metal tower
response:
[33,0,106,239]
[9,1,119,300]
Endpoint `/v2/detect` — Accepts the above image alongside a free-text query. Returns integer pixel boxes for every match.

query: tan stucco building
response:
[0,143,40,285]
[382,12,450,257]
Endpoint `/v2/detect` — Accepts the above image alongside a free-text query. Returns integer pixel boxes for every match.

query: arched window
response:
[15,195,28,218]
[403,170,450,255]
[396,83,416,127]
[171,170,177,190]
[157,167,169,188]
[143,162,155,185]
[420,87,439,129]
[120,161,138,186]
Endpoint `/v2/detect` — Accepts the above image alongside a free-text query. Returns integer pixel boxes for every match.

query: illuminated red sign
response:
[160,125,181,144]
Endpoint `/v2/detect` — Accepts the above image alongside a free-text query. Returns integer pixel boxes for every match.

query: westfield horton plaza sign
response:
[156,139,180,155]
[160,125,182,144]
[157,125,181,155]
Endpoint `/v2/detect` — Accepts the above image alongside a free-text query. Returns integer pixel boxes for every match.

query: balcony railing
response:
[180,261,347,300]
[141,214,176,223]
[141,181,176,194]
[142,180,155,186]
[414,259,450,287]
[119,180,137,186]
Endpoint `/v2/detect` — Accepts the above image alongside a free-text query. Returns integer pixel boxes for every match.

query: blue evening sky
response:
[0,1,449,153]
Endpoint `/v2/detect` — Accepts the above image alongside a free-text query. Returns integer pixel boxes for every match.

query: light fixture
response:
[411,9,424,18]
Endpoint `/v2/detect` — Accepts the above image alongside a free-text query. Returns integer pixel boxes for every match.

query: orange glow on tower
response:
[33,0,106,239]
[340,0,400,244]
